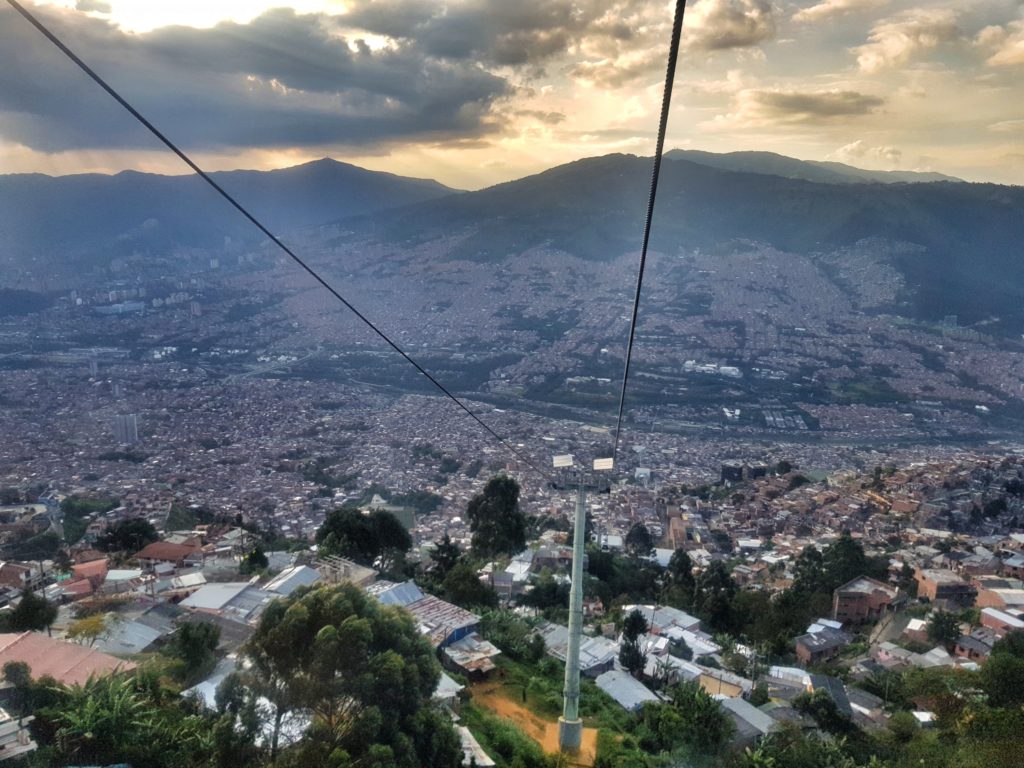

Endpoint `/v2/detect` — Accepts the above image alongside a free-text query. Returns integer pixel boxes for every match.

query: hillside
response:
[339,153,1024,324]
[664,149,961,184]
[0,158,456,281]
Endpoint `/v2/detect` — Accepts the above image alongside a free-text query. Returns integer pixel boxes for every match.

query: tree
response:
[5,591,58,635]
[430,533,462,582]
[693,561,737,633]
[43,672,217,768]
[620,608,648,677]
[466,476,526,558]
[3,662,32,722]
[980,652,1024,708]
[244,583,461,767]
[239,546,269,575]
[667,549,695,589]
[66,614,108,647]
[927,610,961,648]
[990,631,1024,659]
[96,517,158,553]
[442,562,498,609]
[166,621,220,678]
[821,531,871,591]
[315,508,412,571]
[624,522,655,558]
[792,545,825,594]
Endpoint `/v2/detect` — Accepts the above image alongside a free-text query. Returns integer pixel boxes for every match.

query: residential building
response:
[832,576,899,624]
[0,633,134,685]
[915,569,977,607]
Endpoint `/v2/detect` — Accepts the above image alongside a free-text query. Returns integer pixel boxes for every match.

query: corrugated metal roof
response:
[595,670,659,711]
[367,580,425,607]
[182,582,250,611]
[263,565,320,596]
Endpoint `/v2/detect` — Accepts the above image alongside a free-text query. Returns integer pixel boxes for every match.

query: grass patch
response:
[460,702,549,768]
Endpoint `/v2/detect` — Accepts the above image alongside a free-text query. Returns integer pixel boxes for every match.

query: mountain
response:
[663,149,962,184]
[0,158,456,279]
[338,153,1024,325]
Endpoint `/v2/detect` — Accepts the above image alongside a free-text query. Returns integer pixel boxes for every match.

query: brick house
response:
[832,576,899,624]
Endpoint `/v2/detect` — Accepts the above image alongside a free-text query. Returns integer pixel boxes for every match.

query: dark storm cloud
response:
[0,5,511,152]
[341,0,596,66]
[688,0,776,52]
[749,89,884,120]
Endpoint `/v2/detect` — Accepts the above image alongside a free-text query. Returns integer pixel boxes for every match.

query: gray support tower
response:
[558,483,587,752]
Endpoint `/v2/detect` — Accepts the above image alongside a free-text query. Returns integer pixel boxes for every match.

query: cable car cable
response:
[6,0,552,482]
[611,0,688,464]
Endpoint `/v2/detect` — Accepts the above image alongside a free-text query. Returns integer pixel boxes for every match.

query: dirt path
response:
[471,681,598,767]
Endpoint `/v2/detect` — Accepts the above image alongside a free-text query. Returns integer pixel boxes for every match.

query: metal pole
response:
[559,483,587,752]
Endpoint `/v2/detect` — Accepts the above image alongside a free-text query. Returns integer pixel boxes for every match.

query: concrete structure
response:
[112,413,139,445]
[832,576,899,624]
[796,623,852,666]
[973,576,1024,610]
[559,484,587,753]
[915,569,977,606]
[980,607,1024,637]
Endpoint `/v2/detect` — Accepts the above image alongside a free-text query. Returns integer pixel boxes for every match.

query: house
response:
[442,633,501,678]
[180,581,272,624]
[0,563,44,592]
[0,708,35,762]
[70,558,108,589]
[457,726,496,768]
[263,565,320,597]
[135,541,202,571]
[433,672,465,711]
[595,670,659,711]
[915,570,977,607]
[718,696,778,747]
[315,555,377,587]
[973,576,1024,611]
[832,576,899,624]
[537,621,617,678]
[1001,554,1024,579]
[0,632,134,685]
[367,581,480,648]
[954,628,997,661]
[807,674,853,719]
[795,622,852,666]
[980,607,1024,637]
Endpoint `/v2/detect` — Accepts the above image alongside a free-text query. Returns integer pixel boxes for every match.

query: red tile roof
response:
[135,541,199,561]
[0,632,134,685]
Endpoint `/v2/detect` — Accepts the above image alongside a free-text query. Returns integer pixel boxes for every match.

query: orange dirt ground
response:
[471,681,598,767]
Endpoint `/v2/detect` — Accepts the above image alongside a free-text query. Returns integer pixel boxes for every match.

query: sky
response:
[1,0,1023,188]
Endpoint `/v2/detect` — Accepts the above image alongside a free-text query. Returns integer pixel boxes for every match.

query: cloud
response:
[831,139,902,164]
[793,0,889,25]
[75,0,111,12]
[515,110,567,125]
[976,20,1024,67]
[341,0,617,66]
[687,0,776,51]
[0,5,512,152]
[853,8,960,73]
[988,119,1024,132]
[741,88,884,122]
